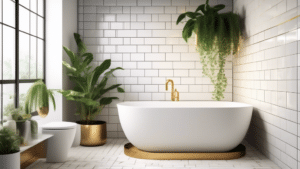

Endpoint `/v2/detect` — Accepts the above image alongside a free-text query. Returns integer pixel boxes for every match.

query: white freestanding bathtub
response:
[117,101,253,153]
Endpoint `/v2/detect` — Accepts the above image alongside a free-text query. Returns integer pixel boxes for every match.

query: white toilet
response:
[42,122,77,163]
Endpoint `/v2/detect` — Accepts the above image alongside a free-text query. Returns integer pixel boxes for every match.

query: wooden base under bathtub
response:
[124,143,246,160]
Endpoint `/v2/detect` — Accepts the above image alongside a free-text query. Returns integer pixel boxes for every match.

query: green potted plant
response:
[59,33,124,146]
[24,80,56,118]
[176,0,241,100]
[4,104,39,144]
[4,103,32,144]
[0,127,22,169]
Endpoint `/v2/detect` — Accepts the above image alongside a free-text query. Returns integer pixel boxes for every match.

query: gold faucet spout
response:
[165,79,174,91]
[166,79,177,101]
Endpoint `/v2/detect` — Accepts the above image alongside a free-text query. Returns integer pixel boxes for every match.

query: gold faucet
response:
[165,79,179,101]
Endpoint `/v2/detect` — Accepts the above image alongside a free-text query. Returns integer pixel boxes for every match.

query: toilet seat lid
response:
[42,122,77,130]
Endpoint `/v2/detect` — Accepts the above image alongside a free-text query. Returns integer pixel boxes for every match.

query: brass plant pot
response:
[37,107,49,118]
[79,121,107,146]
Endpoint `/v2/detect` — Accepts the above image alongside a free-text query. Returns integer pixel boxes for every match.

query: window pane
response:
[37,0,43,16]
[19,83,33,109]
[30,36,36,79]
[3,26,15,80]
[30,0,37,13]
[0,26,2,80]
[3,0,15,27]
[19,0,29,9]
[37,39,43,79]
[3,84,14,115]
[0,0,3,23]
[0,85,1,123]
[0,0,45,123]
[19,32,29,79]
[19,6,29,33]
[30,13,37,36]
[37,16,43,38]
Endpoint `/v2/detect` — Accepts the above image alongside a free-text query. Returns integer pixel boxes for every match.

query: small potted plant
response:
[24,80,56,118]
[4,91,40,142]
[0,127,22,169]
[60,33,125,146]
[4,105,34,145]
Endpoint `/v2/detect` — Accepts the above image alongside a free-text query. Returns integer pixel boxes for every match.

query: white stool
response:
[42,122,76,163]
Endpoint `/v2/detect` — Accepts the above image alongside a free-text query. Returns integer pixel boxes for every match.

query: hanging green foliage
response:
[177,0,241,100]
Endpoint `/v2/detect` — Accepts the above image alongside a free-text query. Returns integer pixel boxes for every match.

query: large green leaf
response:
[82,53,93,65]
[195,4,206,14]
[74,33,86,55]
[176,13,186,25]
[117,87,125,93]
[57,90,86,100]
[183,19,195,32]
[104,67,123,77]
[91,59,111,87]
[63,47,77,66]
[62,61,77,73]
[91,77,108,100]
[73,85,84,92]
[68,75,86,91]
[185,12,198,19]
[77,53,93,73]
[213,4,225,12]
[86,71,95,93]
[99,84,122,96]
[182,20,195,42]
[76,98,100,106]
[100,97,119,105]
[205,1,211,12]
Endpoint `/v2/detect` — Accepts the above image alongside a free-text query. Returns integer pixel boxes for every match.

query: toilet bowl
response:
[42,122,77,163]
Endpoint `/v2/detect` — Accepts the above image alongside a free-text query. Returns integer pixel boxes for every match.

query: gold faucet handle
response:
[174,89,179,101]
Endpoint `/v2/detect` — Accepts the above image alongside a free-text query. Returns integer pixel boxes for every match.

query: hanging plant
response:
[176,0,241,100]
[24,80,56,118]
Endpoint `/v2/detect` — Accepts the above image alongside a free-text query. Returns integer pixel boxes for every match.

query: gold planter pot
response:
[79,121,107,146]
[37,107,49,118]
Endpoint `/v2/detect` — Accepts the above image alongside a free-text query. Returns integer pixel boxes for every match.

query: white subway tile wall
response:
[79,0,233,138]
[233,1,299,169]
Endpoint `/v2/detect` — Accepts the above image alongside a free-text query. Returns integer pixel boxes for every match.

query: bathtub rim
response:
[117,101,253,109]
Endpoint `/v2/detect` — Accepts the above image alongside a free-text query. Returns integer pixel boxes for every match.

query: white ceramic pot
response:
[72,123,81,147]
[16,120,31,145]
[0,152,20,169]
[3,116,16,133]
[3,120,17,133]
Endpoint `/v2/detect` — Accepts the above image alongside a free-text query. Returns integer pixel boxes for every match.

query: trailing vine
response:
[177,0,241,100]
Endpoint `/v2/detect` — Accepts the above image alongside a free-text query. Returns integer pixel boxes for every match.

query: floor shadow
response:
[244,107,266,152]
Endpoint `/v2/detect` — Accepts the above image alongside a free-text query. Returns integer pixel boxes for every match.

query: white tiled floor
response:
[26,139,281,169]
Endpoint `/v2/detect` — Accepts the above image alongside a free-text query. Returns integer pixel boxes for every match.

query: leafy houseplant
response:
[0,128,22,154]
[0,127,22,169]
[4,104,38,143]
[4,104,31,122]
[60,33,124,146]
[176,0,241,100]
[24,80,56,118]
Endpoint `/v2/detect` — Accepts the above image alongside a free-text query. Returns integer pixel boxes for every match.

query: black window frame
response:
[0,0,46,125]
